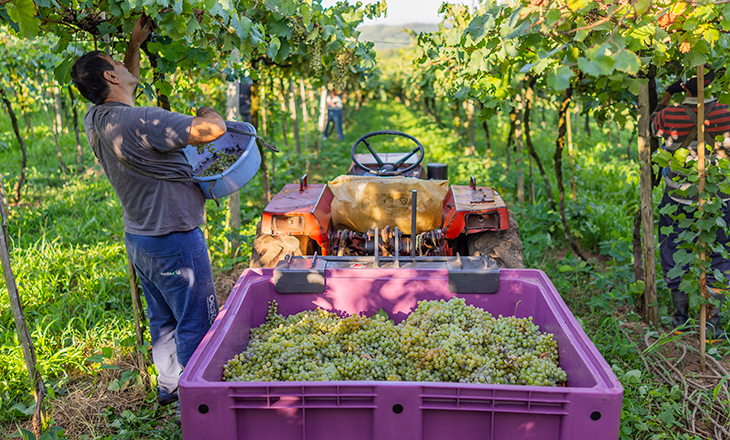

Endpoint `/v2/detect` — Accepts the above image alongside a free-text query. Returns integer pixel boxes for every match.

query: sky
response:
[320,0,454,26]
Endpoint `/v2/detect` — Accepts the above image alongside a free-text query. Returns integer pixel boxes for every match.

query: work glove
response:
[685,68,716,93]
[666,79,685,95]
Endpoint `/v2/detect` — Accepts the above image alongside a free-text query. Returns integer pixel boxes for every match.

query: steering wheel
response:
[350,130,425,176]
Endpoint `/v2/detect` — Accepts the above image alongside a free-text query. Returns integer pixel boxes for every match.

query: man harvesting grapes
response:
[70,16,226,412]
[651,68,730,341]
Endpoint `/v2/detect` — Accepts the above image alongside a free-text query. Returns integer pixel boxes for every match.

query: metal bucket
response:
[183,121,261,200]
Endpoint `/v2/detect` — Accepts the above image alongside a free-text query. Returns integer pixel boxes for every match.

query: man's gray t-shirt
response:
[84,101,205,236]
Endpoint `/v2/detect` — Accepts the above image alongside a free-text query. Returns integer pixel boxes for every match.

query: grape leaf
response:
[469,48,490,72]
[612,50,641,75]
[187,16,201,34]
[454,85,471,100]
[547,65,574,91]
[266,36,281,59]
[54,55,74,85]
[465,14,491,45]
[634,0,652,15]
[568,0,590,11]
[653,150,673,168]
[1,8,21,34]
[301,6,311,27]
[578,57,613,77]
[97,22,117,37]
[6,0,40,38]
[684,48,707,68]
[241,16,263,46]
[323,24,336,39]
[268,20,293,38]
[229,13,247,40]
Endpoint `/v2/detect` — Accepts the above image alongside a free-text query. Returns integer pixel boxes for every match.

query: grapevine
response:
[222,297,567,386]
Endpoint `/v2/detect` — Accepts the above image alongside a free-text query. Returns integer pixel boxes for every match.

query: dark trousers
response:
[125,228,218,395]
[324,109,344,140]
[658,191,730,290]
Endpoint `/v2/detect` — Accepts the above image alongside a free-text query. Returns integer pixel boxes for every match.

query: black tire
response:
[249,222,303,268]
[467,209,526,269]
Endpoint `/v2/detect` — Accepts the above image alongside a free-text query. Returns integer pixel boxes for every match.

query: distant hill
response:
[358,23,439,51]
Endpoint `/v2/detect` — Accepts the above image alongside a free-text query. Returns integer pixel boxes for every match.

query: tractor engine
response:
[329,227,446,257]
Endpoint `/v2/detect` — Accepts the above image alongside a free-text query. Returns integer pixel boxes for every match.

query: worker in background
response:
[71,16,225,414]
[651,67,730,340]
[324,89,344,140]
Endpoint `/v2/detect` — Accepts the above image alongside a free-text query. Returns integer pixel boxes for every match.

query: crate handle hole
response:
[590,411,601,421]
[199,404,210,414]
[392,404,404,414]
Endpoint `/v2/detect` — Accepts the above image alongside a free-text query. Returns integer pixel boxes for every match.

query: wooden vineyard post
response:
[524,76,555,211]
[697,65,709,373]
[250,75,270,204]
[261,78,268,137]
[515,91,525,204]
[319,86,328,136]
[68,86,84,169]
[0,88,28,203]
[225,66,241,256]
[637,82,658,325]
[289,77,301,155]
[54,85,63,134]
[40,79,68,175]
[300,78,309,151]
[523,78,537,205]
[466,100,476,155]
[528,154,535,205]
[278,78,290,151]
[506,108,516,172]
[0,181,46,439]
[566,106,576,202]
[555,87,586,260]
[308,85,319,150]
[126,258,147,373]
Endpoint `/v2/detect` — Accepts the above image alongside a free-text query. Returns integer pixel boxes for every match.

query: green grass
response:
[0,96,724,439]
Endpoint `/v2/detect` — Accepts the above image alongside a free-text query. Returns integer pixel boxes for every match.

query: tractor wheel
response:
[249,223,303,268]
[467,209,526,269]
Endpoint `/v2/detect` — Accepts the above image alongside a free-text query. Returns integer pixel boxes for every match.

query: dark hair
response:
[685,69,715,96]
[71,51,115,105]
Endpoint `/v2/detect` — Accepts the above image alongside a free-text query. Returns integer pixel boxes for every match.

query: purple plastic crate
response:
[179,267,623,440]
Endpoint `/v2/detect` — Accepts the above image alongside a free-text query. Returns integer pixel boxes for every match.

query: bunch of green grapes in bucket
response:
[195,143,239,177]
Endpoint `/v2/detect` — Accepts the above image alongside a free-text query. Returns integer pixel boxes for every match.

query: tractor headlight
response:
[272,215,305,233]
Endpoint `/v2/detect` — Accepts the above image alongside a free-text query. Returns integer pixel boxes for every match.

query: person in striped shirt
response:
[651,69,730,341]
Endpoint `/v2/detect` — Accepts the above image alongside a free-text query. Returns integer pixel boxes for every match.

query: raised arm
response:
[124,16,152,82]
[188,107,227,144]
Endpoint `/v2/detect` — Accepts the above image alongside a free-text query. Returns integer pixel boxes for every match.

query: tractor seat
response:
[328,175,448,235]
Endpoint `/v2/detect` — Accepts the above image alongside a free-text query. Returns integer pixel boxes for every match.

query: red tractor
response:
[250,131,524,268]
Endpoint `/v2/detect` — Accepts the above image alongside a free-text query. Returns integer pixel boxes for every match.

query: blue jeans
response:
[125,228,218,395]
[325,109,344,140]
